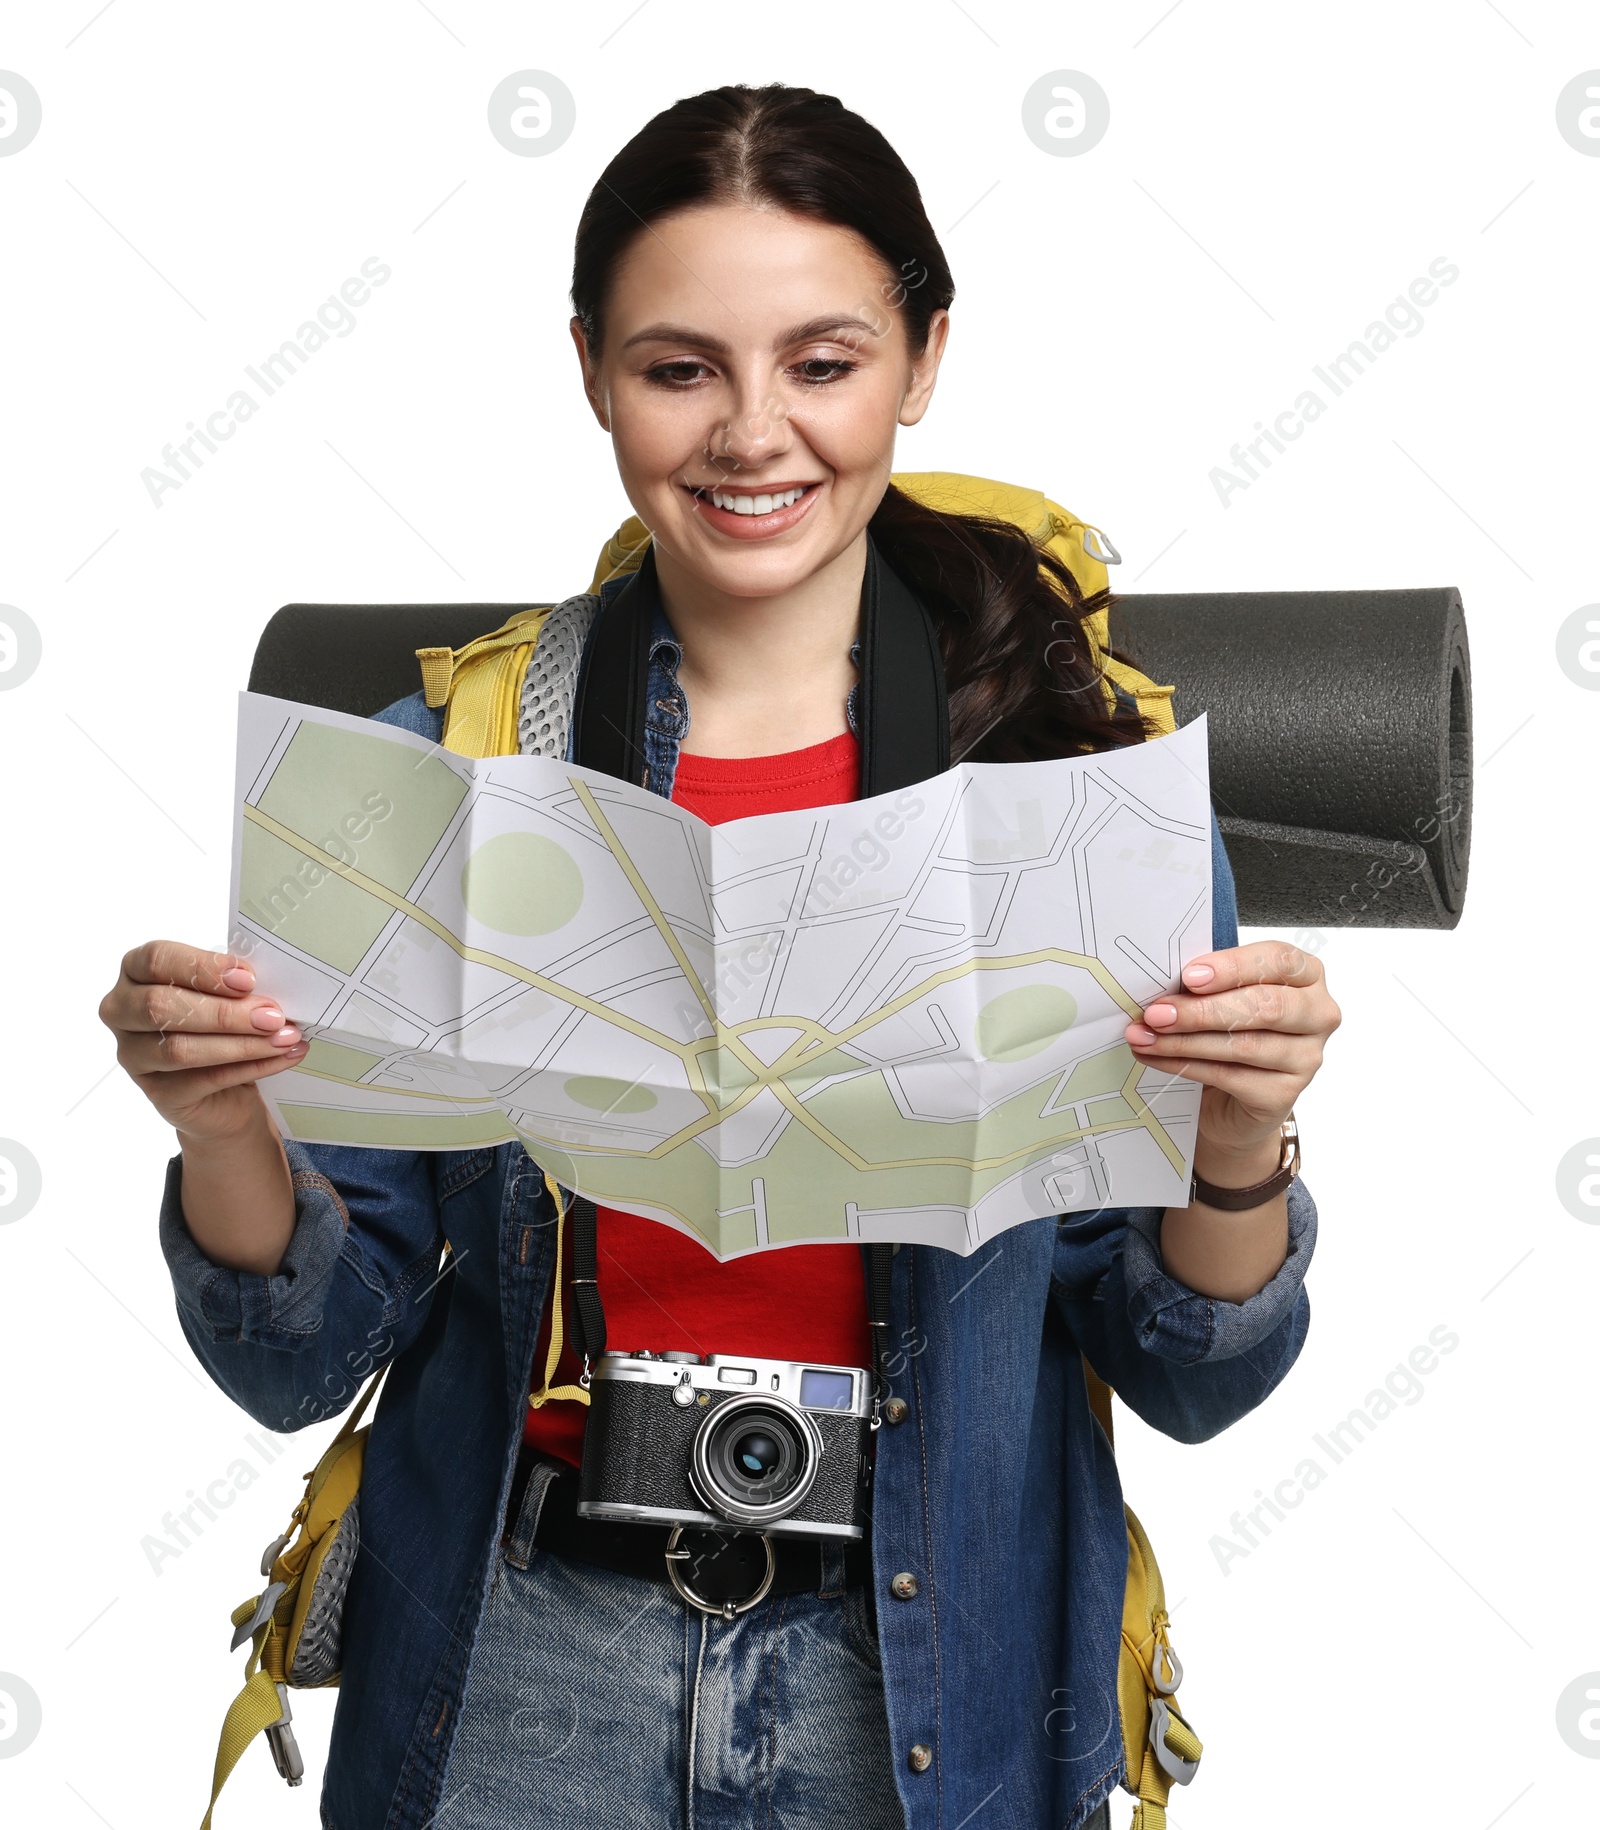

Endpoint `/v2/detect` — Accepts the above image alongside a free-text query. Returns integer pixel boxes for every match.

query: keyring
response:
[664,1526,776,1620]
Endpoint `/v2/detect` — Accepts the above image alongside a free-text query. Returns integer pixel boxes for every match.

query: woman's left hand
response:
[1124,941,1341,1165]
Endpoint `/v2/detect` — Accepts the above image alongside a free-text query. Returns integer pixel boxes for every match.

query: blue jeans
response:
[435,1530,909,1829]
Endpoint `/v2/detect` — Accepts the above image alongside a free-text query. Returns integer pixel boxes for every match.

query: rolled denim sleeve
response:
[157,1139,450,1432]
[159,1145,355,1347]
[1119,1173,1316,1366]
[1052,1179,1315,1444]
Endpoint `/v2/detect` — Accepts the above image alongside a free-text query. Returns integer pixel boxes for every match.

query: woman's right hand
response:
[99,942,309,1143]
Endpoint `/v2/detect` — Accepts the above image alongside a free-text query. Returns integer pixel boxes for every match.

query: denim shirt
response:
[635,593,862,793]
[158,578,1316,1830]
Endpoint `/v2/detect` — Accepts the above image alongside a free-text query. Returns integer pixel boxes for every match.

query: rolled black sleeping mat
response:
[1107,587,1471,929]
[250,585,1472,931]
[249,603,520,720]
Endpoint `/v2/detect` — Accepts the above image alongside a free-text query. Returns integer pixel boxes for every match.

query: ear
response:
[570,317,611,432]
[898,309,949,430]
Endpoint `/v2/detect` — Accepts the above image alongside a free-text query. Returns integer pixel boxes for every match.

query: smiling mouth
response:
[684,482,820,517]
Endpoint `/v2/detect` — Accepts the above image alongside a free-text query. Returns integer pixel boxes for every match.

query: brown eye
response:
[645,361,709,387]
[792,358,856,385]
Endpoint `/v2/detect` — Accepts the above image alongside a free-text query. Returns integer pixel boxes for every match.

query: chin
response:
[694,545,824,600]
[664,514,835,593]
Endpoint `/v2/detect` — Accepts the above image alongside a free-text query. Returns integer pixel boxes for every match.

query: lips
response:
[682,480,824,541]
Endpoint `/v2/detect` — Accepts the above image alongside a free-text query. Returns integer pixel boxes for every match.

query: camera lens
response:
[734,1430,781,1478]
[690,1396,822,1528]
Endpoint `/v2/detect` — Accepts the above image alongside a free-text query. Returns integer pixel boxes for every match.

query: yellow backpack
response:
[414,471,1202,1827]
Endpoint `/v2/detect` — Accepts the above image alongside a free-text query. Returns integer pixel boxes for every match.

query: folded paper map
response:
[231,694,1213,1259]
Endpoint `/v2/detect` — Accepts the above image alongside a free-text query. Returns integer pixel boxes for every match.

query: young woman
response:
[101,84,1338,1830]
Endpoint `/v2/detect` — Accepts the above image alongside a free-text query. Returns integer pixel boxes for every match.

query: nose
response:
[705,375,793,474]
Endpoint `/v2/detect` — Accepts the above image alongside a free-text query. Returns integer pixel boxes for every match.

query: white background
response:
[2,3,1597,1826]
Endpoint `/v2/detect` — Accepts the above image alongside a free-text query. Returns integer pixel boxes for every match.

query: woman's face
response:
[572,202,949,600]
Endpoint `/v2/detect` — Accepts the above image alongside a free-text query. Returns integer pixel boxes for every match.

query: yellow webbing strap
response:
[526,1174,591,1410]
[416,646,454,707]
[1161,1709,1203,1767]
[200,1607,288,1829]
[1130,1747,1170,1830]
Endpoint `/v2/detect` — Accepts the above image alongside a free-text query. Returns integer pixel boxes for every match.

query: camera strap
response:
[564,530,950,1415]
[566,1194,606,1367]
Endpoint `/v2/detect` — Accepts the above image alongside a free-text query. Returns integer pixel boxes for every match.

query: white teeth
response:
[708,486,806,514]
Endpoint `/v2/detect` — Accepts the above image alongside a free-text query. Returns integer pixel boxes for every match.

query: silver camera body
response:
[577,1349,874,1541]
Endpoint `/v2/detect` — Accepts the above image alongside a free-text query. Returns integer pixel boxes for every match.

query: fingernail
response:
[278,1040,308,1060]
[1144,1003,1178,1026]
[271,1026,302,1048]
[221,967,255,991]
[1182,963,1215,987]
[1127,1023,1157,1046]
[250,1005,286,1031]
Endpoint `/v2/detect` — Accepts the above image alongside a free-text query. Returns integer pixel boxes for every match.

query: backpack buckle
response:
[1149,1697,1200,1786]
[265,1683,305,1787]
[229,1580,287,1651]
[1080,524,1122,565]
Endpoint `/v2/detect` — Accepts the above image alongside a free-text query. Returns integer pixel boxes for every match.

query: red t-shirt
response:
[523,729,874,1467]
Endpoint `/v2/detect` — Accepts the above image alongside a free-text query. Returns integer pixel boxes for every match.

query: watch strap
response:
[1189,1115,1299,1212]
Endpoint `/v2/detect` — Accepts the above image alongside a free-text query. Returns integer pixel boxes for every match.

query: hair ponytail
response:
[572,82,1154,763]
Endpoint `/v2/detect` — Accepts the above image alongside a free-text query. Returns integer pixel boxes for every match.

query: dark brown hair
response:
[571,83,1152,762]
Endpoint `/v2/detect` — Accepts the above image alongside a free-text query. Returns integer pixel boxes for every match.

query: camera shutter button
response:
[890,1571,919,1600]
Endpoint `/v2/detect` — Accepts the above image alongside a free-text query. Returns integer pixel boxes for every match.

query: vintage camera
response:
[577,1349,873,1541]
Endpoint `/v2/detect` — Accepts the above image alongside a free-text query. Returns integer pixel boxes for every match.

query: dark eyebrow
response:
[619,313,879,354]
[619,323,731,354]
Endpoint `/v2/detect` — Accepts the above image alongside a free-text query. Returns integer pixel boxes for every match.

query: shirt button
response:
[908,1743,933,1773]
[883,1397,909,1425]
[890,1571,919,1600]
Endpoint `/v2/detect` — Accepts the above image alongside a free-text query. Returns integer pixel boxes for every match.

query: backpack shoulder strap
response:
[415,593,599,760]
[415,607,550,759]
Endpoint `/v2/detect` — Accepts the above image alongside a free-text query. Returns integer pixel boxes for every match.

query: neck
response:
[652,532,868,759]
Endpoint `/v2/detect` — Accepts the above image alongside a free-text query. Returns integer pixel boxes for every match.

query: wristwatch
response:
[1189,1113,1299,1212]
